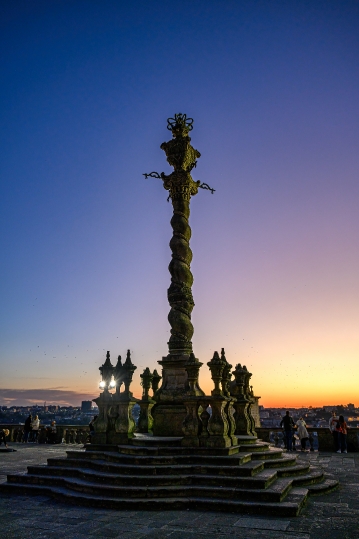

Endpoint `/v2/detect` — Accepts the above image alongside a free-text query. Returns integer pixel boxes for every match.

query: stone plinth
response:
[152,403,188,437]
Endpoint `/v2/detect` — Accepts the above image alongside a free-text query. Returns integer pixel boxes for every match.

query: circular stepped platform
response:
[0,436,338,516]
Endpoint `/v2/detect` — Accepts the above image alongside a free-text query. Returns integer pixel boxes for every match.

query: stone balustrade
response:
[2,423,358,452]
[0,424,90,445]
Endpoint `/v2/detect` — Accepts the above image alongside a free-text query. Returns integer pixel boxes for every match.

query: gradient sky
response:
[1,0,358,408]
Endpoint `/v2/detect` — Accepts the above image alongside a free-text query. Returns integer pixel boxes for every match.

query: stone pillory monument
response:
[1,114,338,515]
[93,112,259,448]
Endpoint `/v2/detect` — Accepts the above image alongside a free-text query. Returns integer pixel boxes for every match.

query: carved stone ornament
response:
[184,352,203,395]
[140,367,153,401]
[207,351,226,396]
[151,369,162,395]
[92,350,138,444]
[99,351,114,392]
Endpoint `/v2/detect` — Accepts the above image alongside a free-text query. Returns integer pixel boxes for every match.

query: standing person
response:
[88,415,98,442]
[31,415,40,443]
[0,429,10,448]
[280,411,295,451]
[329,411,339,452]
[336,415,348,454]
[296,417,309,451]
[50,420,57,443]
[23,414,32,443]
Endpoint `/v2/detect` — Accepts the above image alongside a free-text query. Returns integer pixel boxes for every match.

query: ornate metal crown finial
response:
[167,113,194,136]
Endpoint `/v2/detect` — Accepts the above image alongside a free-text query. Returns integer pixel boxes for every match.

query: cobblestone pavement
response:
[0,444,358,539]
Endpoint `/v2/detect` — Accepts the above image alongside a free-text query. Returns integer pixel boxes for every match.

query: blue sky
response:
[1,0,358,406]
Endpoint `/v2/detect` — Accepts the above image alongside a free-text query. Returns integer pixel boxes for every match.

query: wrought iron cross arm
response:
[198,182,216,194]
[143,172,163,180]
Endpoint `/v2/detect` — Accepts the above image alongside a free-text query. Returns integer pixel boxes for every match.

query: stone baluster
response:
[182,398,201,447]
[224,400,237,446]
[113,400,137,444]
[138,368,155,433]
[206,398,231,448]
[199,402,211,444]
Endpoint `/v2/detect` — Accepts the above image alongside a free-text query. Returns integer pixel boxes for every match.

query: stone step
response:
[0,483,309,517]
[24,466,277,489]
[84,444,119,452]
[47,455,312,481]
[276,463,311,476]
[262,455,298,468]
[291,469,324,486]
[236,441,271,452]
[6,474,294,502]
[235,435,258,444]
[306,479,339,495]
[46,458,265,477]
[131,436,183,447]
[64,450,253,467]
[248,448,285,460]
[116,444,242,456]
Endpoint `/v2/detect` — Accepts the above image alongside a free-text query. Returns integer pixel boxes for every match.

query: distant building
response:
[48,405,59,412]
[81,401,93,413]
[323,406,338,412]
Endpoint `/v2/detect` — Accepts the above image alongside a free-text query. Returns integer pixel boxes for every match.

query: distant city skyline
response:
[1,1,359,407]
[0,387,357,410]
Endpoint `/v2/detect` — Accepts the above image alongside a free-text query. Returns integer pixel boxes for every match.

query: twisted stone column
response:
[144,114,213,436]
[167,185,194,354]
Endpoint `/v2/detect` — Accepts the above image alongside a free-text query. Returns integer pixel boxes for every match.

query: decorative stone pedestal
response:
[152,403,188,437]
[152,352,205,436]
[92,350,137,445]
[108,398,137,444]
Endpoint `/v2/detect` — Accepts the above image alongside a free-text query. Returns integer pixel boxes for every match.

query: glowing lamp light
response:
[109,380,116,388]
[99,381,106,389]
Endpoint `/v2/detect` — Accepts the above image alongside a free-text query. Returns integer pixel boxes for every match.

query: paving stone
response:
[136,531,173,539]
[233,517,290,530]
[307,531,359,539]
